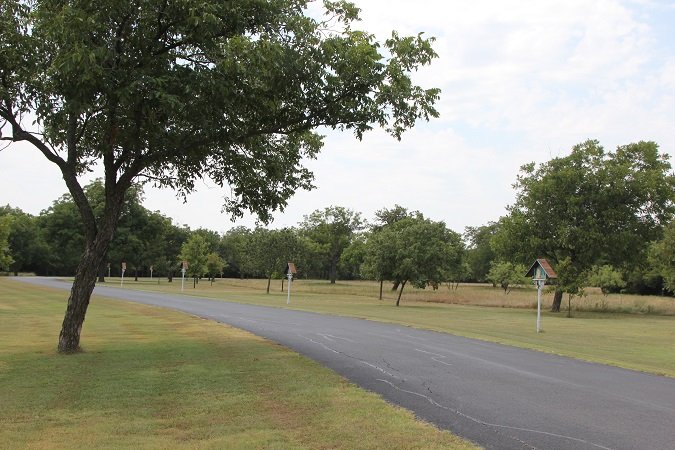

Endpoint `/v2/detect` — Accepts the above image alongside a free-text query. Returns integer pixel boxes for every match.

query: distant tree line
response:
[1,140,673,308]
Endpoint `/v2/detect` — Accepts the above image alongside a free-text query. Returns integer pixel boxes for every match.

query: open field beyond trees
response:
[100,277,675,378]
[0,279,475,450]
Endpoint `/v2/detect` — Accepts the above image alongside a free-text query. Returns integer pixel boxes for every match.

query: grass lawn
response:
[0,279,476,450]
[103,277,675,378]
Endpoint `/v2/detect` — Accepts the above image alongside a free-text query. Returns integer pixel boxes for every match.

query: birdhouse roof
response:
[285,262,297,275]
[525,258,558,279]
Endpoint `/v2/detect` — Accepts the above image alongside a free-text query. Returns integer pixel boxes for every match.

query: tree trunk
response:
[379,280,383,300]
[551,290,563,312]
[266,275,271,294]
[97,262,106,283]
[568,295,572,318]
[134,267,138,282]
[58,237,111,353]
[329,258,338,284]
[396,280,407,306]
[392,280,400,291]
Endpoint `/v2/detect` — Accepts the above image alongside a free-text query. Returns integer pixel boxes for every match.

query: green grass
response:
[103,277,675,377]
[0,279,476,450]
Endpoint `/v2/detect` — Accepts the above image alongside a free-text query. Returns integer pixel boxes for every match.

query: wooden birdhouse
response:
[526,259,558,283]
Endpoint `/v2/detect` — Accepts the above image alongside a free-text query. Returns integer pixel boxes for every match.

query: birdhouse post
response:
[525,259,558,333]
[121,262,127,287]
[285,262,297,305]
[181,261,188,292]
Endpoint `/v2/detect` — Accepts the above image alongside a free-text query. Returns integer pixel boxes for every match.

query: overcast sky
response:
[1,0,674,234]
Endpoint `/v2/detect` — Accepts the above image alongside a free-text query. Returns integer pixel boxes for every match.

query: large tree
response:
[301,206,364,284]
[241,227,302,293]
[0,0,439,351]
[364,216,463,306]
[493,140,674,311]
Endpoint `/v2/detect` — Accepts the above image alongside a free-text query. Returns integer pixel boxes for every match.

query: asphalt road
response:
[17,277,675,450]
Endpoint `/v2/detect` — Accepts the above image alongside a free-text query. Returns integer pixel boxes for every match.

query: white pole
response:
[121,269,125,287]
[181,268,186,292]
[536,280,543,333]
[287,273,292,305]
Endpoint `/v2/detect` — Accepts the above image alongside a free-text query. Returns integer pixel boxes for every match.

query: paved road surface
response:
[16,278,675,450]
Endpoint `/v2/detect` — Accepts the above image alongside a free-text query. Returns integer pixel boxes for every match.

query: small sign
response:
[182,261,188,270]
[122,262,127,270]
[150,265,153,271]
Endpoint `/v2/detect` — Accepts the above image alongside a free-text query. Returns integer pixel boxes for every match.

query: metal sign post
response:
[107,262,111,278]
[121,262,126,287]
[285,262,297,305]
[150,265,153,280]
[287,272,293,305]
[181,261,188,292]
[536,279,545,333]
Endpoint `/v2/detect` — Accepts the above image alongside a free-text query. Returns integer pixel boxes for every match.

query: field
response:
[102,276,675,377]
[0,278,476,449]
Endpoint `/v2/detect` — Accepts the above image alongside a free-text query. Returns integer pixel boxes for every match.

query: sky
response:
[1,0,674,234]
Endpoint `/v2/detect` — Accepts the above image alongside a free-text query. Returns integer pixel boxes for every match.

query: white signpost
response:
[121,262,126,287]
[285,262,297,305]
[107,262,111,278]
[181,261,188,292]
[150,265,154,280]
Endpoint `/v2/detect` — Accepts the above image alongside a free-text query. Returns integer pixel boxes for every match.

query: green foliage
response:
[0,216,14,270]
[301,206,364,283]
[1,0,439,350]
[649,220,675,292]
[32,181,188,276]
[0,206,50,275]
[179,235,208,280]
[219,226,252,277]
[493,139,674,308]
[464,223,498,282]
[486,261,528,294]
[555,257,586,317]
[363,216,463,305]
[206,252,225,280]
[587,265,627,296]
[1,0,439,223]
[338,233,368,279]
[240,227,303,292]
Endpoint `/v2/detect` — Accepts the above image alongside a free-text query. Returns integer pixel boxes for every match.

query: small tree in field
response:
[206,252,225,285]
[179,235,208,288]
[0,1,439,351]
[587,265,626,304]
[486,261,528,294]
